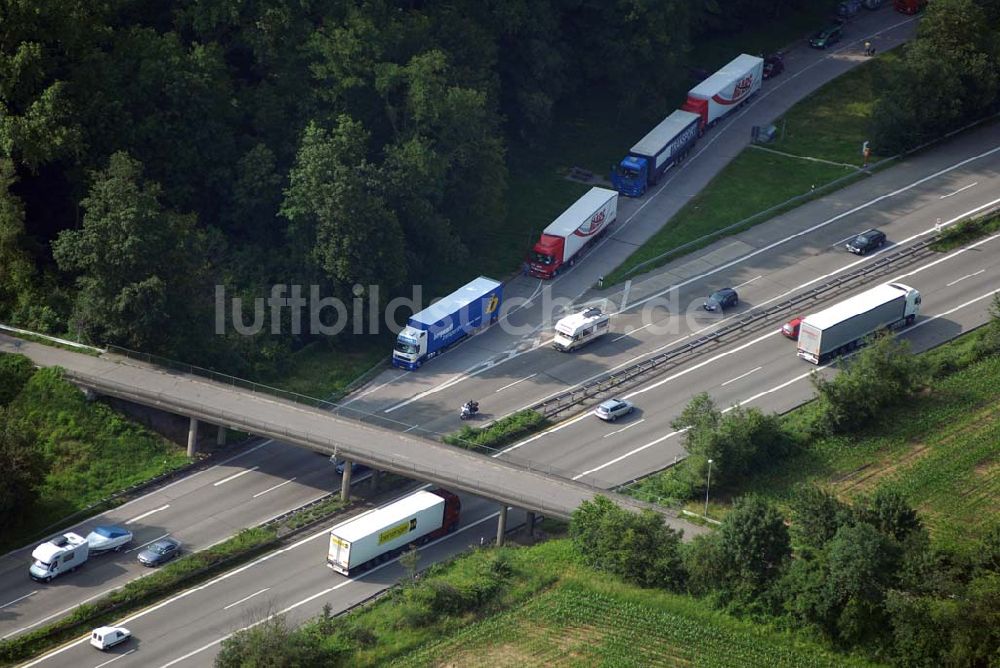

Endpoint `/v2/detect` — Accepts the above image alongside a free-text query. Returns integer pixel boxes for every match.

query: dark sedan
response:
[846,228,886,255]
[703,288,739,312]
[137,538,181,567]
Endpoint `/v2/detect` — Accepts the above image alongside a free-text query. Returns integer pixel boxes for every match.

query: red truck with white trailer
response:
[527,187,618,279]
[682,54,764,131]
[327,489,461,576]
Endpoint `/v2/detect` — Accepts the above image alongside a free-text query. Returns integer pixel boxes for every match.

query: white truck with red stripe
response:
[527,187,618,279]
[682,54,763,131]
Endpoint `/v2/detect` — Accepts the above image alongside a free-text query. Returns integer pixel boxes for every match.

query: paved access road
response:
[344,8,924,426]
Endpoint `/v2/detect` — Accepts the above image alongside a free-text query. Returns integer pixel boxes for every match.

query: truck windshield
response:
[394,340,419,354]
[531,251,555,265]
[32,559,52,570]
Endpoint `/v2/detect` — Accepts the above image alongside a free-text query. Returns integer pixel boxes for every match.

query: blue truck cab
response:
[612,110,701,197]
[392,277,503,370]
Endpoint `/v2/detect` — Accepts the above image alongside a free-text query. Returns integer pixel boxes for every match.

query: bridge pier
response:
[496,504,508,546]
[370,469,379,492]
[216,425,227,446]
[526,511,536,537]
[340,460,353,501]
[187,417,200,457]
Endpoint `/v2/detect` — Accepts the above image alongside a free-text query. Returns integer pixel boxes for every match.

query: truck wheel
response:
[905,315,915,325]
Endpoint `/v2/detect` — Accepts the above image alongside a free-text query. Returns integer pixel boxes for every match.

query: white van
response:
[553,308,611,352]
[90,626,131,650]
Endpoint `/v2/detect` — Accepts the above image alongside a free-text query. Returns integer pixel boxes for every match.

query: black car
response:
[703,288,739,312]
[137,538,181,567]
[846,229,886,255]
[763,53,785,80]
[809,25,843,49]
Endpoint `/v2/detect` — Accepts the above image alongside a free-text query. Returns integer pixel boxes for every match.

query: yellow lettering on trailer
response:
[379,520,412,545]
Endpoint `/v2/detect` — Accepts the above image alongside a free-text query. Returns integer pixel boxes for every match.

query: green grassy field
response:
[3,365,189,552]
[380,541,877,668]
[744,352,1000,554]
[606,50,901,284]
[262,338,388,400]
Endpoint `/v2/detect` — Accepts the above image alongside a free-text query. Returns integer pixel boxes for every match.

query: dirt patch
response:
[436,624,607,667]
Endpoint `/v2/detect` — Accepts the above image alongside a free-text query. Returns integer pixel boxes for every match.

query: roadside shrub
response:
[810,336,927,434]
[0,353,35,405]
[443,409,548,450]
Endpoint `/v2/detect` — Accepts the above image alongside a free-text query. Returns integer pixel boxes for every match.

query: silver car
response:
[595,398,634,422]
[137,538,181,567]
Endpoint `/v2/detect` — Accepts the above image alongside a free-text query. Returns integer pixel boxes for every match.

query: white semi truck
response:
[29,532,90,582]
[553,307,611,352]
[797,282,921,364]
[327,489,461,576]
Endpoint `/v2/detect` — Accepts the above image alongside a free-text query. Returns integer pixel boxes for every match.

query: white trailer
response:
[797,283,921,364]
[553,307,611,352]
[528,187,618,278]
[327,489,461,576]
[682,54,764,129]
[29,532,90,582]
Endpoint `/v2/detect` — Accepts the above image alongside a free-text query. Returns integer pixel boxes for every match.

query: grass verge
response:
[442,410,549,451]
[931,212,1000,252]
[283,539,876,667]
[0,527,277,665]
[630,326,1000,554]
[3,364,190,553]
[605,51,900,284]
[262,338,389,401]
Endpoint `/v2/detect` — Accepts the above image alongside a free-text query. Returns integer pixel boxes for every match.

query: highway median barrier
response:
[930,211,1000,252]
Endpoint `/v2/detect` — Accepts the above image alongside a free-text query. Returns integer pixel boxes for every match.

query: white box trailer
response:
[553,307,611,352]
[327,489,461,576]
[681,54,763,129]
[29,532,90,582]
[797,283,921,364]
[528,187,618,279]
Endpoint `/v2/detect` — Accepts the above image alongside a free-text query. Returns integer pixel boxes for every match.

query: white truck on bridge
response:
[797,282,921,364]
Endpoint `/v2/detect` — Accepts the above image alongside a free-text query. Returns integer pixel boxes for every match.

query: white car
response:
[90,626,131,650]
[594,398,634,422]
[85,526,133,553]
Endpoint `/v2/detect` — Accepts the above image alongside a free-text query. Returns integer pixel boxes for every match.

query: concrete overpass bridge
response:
[0,334,701,541]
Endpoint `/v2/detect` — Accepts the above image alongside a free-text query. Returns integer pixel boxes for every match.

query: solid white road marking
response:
[93,648,135,668]
[940,182,977,198]
[213,466,260,486]
[733,275,762,290]
[495,374,537,393]
[125,504,170,525]
[721,366,763,387]
[946,269,985,287]
[125,533,170,554]
[251,478,297,499]
[602,419,646,438]
[223,588,270,610]
[0,591,36,609]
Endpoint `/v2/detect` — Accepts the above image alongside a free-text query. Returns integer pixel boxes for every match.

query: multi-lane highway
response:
[12,7,1000,665]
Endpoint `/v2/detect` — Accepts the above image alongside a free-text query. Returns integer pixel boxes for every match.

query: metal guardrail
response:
[530,235,940,418]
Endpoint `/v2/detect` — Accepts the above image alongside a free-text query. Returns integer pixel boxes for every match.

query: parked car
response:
[837,0,862,18]
[85,526,133,554]
[137,538,181,567]
[334,459,371,477]
[782,317,803,339]
[763,53,785,79]
[703,288,739,312]
[846,228,886,255]
[809,25,843,49]
[90,626,131,650]
[594,399,634,422]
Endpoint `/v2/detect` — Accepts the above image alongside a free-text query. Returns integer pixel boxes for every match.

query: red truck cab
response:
[528,235,565,278]
[429,489,462,537]
[894,0,926,13]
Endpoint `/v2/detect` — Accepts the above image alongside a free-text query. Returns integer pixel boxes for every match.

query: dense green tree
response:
[789,484,854,550]
[858,487,922,543]
[52,152,210,352]
[281,117,406,289]
[571,496,686,590]
[0,161,35,316]
[0,407,46,531]
[716,495,791,600]
[811,336,927,433]
[0,353,35,406]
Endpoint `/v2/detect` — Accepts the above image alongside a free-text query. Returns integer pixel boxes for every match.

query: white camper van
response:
[553,307,611,352]
[29,532,90,582]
